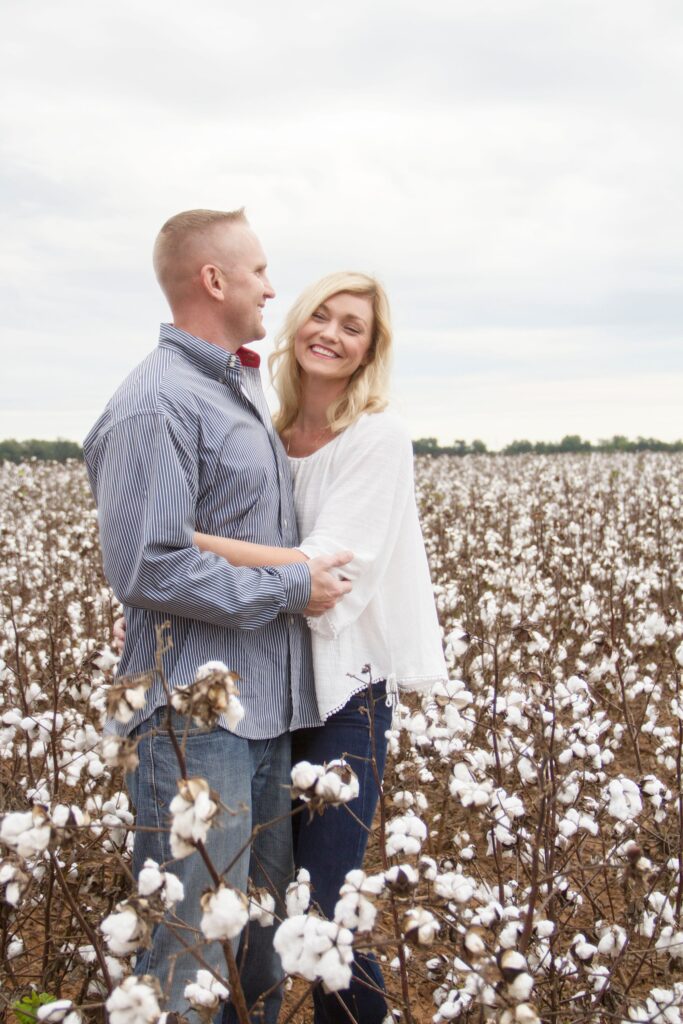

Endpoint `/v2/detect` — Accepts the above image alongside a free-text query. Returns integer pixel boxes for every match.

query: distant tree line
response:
[2,435,682,464]
[413,434,683,456]
[0,438,83,463]
[413,438,490,456]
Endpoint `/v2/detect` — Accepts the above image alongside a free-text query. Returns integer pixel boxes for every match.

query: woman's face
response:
[294,291,374,387]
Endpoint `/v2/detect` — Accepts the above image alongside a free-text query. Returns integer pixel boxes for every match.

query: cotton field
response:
[1,454,682,1024]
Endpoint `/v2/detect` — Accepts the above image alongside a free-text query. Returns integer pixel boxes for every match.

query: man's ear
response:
[199,264,224,300]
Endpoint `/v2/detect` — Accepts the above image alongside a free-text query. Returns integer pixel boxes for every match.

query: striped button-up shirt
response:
[84,324,320,738]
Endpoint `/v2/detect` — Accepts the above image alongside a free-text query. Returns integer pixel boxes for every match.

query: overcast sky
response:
[2,0,681,448]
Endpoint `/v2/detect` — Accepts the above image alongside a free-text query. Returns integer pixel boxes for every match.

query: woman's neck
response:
[284,375,344,456]
[294,376,344,432]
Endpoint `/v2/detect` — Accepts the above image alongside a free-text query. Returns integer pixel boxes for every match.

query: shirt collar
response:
[158,323,261,379]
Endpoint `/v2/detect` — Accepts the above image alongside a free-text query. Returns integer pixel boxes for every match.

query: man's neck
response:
[171,314,244,354]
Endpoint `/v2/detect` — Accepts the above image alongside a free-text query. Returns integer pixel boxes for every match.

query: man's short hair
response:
[153,208,247,302]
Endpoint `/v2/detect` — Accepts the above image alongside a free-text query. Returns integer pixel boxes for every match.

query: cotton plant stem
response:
[672,651,683,923]
[490,638,504,789]
[181,835,251,1024]
[279,982,318,1024]
[365,674,416,1024]
[152,628,249,1024]
[49,851,113,992]
[518,792,547,954]
[41,856,56,989]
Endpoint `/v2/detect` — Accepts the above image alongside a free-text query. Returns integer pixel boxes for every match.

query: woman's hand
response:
[112,615,127,650]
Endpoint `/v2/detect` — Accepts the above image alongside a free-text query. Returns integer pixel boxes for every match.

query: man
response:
[84,209,351,1021]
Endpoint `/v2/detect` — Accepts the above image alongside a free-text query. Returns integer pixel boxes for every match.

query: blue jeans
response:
[126,707,293,1023]
[292,682,393,1024]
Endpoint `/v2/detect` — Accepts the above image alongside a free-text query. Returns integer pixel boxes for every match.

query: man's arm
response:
[92,412,312,629]
[192,531,352,617]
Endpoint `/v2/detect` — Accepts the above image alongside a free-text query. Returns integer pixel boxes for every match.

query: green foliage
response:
[413,438,489,456]
[11,992,56,1024]
[502,435,683,455]
[0,438,83,463]
[415,434,683,456]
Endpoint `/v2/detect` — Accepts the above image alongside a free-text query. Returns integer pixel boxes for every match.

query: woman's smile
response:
[310,344,340,359]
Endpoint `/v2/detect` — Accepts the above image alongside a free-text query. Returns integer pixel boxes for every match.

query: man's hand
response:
[112,615,127,650]
[304,551,353,617]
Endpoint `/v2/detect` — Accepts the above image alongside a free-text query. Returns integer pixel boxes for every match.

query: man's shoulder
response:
[103,345,208,419]
[84,347,201,455]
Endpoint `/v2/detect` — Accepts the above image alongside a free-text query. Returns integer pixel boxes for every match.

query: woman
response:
[194,272,448,1023]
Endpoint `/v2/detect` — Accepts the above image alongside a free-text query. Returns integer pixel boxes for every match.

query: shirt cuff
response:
[275,562,311,613]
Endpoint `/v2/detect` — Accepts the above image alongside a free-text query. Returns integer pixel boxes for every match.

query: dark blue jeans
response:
[292,682,393,1024]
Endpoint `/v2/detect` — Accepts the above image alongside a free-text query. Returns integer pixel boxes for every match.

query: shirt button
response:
[283,518,288,528]
[289,616,295,626]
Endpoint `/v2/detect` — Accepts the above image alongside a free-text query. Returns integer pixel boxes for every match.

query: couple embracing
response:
[84,209,447,1023]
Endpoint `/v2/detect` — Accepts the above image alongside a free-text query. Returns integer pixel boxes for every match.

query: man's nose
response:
[263,275,275,299]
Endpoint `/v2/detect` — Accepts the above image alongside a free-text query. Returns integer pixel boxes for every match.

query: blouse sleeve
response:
[298,415,415,638]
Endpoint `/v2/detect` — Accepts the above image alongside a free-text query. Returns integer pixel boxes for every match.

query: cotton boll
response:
[0,807,51,858]
[384,864,420,892]
[498,949,528,980]
[169,777,218,858]
[286,868,311,916]
[105,976,162,1024]
[499,922,523,949]
[573,933,597,962]
[184,969,230,1010]
[404,907,441,946]
[605,777,642,822]
[137,859,184,908]
[334,888,376,932]
[446,630,471,659]
[513,1005,541,1023]
[336,891,376,932]
[385,813,428,858]
[100,905,145,956]
[463,928,487,956]
[507,972,535,1001]
[200,885,249,941]
[433,871,475,904]
[248,887,276,928]
[596,923,627,957]
[291,760,323,792]
[273,914,354,991]
[0,860,30,906]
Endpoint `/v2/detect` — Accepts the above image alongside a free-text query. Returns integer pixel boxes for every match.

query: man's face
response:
[211,224,275,346]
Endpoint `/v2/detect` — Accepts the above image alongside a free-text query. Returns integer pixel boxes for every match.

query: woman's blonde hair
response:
[269,272,392,435]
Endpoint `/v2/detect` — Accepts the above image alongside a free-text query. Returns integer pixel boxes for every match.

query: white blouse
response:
[290,410,448,720]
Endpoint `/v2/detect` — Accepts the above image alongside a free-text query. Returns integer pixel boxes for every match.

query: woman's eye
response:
[311,312,326,322]
[345,325,361,335]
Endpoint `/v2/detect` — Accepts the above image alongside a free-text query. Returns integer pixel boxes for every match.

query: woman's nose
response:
[319,320,338,341]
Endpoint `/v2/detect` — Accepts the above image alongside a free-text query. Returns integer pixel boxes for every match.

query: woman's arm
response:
[194,532,308,568]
